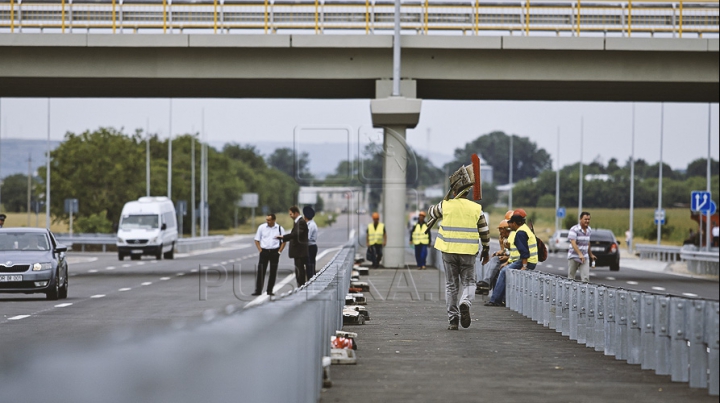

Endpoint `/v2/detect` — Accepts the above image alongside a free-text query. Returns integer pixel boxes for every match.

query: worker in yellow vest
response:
[409,211,431,269]
[366,212,386,268]
[427,163,490,330]
[486,210,537,307]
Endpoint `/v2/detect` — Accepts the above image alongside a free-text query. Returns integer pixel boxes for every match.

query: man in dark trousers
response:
[278,206,309,287]
[252,213,286,296]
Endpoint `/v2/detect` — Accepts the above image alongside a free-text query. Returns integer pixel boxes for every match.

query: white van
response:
[116,197,178,261]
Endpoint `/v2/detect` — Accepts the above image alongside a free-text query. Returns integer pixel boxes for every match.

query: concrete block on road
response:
[605,38,708,52]
[708,39,719,52]
[403,35,500,49]
[189,34,290,48]
[87,34,189,47]
[503,36,603,51]
[291,34,391,48]
[0,33,87,47]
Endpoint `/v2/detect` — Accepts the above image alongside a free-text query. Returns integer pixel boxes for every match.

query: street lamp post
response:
[578,117,584,220]
[657,104,664,245]
[629,103,636,252]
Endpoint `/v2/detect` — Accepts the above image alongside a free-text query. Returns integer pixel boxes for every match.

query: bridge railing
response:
[506,268,719,396]
[0,1,717,37]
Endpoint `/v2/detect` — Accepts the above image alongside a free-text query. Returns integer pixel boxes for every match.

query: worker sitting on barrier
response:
[476,218,512,295]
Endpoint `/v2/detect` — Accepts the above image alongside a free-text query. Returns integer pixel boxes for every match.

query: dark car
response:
[589,229,620,271]
[0,228,69,300]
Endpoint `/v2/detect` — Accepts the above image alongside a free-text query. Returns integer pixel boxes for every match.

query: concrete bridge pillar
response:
[370,80,422,268]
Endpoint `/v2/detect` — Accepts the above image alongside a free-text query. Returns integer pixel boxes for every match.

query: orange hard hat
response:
[498,220,509,229]
[418,211,426,217]
[513,209,527,218]
[372,212,380,219]
[504,210,514,220]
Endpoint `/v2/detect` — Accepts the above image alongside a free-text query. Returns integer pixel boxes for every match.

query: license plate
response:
[0,275,22,282]
[591,246,605,252]
[132,249,143,254]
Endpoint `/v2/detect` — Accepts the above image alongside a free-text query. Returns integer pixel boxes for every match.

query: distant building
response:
[585,174,612,182]
[298,186,367,214]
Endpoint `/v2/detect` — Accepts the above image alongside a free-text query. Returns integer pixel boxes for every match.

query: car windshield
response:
[591,230,615,242]
[0,232,51,251]
[559,231,569,238]
[120,214,159,230]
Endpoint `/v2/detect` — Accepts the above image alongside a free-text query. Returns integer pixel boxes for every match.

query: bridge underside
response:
[1,35,717,102]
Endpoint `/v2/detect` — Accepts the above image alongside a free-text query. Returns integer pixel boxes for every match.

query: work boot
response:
[460,302,471,328]
[448,318,459,330]
[476,281,490,295]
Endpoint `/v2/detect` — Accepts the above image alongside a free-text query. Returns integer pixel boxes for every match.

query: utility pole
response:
[45,99,51,230]
[146,118,150,197]
[191,135,196,238]
[200,109,206,237]
[657,104,664,245]
[555,127,560,233]
[629,103,636,252]
[27,154,32,227]
[168,98,173,199]
[508,135,513,209]
[578,117,584,219]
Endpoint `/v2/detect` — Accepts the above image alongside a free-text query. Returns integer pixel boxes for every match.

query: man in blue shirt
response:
[304,206,319,279]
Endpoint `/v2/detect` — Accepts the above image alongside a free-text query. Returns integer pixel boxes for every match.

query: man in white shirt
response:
[304,206,319,279]
[252,213,286,296]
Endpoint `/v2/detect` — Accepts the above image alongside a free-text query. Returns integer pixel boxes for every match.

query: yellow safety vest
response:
[368,223,385,246]
[508,224,539,264]
[434,199,482,255]
[412,223,429,245]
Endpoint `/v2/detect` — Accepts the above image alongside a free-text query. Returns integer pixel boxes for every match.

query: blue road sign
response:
[703,200,717,216]
[691,191,712,212]
[654,209,666,225]
[556,207,566,218]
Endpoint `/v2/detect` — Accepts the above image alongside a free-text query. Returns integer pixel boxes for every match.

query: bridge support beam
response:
[371,80,421,268]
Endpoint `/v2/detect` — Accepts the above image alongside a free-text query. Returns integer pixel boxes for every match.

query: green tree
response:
[446,131,552,185]
[267,147,313,185]
[0,173,31,212]
[74,210,113,233]
[686,158,719,178]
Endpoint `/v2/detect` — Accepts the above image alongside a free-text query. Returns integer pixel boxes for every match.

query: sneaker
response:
[484,301,502,307]
[251,292,261,296]
[476,281,490,295]
[460,302,471,328]
[448,318,459,330]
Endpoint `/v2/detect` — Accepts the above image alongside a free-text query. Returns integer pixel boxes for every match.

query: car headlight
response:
[33,263,53,271]
[150,237,158,244]
[117,238,124,244]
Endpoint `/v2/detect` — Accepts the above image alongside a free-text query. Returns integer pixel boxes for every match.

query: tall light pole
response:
[629,103,636,252]
[0,98,3,213]
[200,109,206,237]
[45,99,51,230]
[27,154,32,227]
[706,103,712,251]
[146,118,150,197]
[508,135,513,209]
[657,103,664,245]
[555,127,560,233]
[168,98,173,199]
[578,117,583,219]
[191,135,196,238]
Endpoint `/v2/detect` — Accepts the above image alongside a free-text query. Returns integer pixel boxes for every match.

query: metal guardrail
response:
[635,243,683,262]
[0,244,355,403]
[0,1,717,37]
[54,233,225,253]
[681,248,720,276]
[506,268,719,396]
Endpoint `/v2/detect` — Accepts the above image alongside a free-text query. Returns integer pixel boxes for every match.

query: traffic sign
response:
[556,207,566,219]
[64,198,79,214]
[691,191,712,212]
[703,200,717,216]
[654,209,666,225]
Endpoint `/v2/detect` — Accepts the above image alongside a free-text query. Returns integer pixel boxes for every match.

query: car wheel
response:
[59,272,68,299]
[610,262,620,271]
[156,245,163,260]
[46,273,60,301]
[163,243,175,260]
[118,253,125,261]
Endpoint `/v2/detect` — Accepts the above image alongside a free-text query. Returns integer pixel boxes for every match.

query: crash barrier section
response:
[54,234,223,253]
[506,269,719,396]
[635,244,683,262]
[0,245,355,403]
[680,248,720,276]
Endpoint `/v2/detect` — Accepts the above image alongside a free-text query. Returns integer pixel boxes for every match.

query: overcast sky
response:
[0,98,717,171]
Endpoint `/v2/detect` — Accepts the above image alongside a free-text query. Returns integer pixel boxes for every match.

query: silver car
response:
[548,230,571,253]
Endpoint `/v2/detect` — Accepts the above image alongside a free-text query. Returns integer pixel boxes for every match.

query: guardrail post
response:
[688,300,707,388]
[641,294,656,370]
[707,302,719,395]
[615,290,629,360]
[669,297,689,382]
[604,288,617,356]
[594,286,606,352]
[577,283,587,344]
[654,296,671,375]
[543,276,551,327]
[505,268,514,311]
[532,273,541,323]
[552,277,561,332]
[586,284,596,348]
[561,281,571,337]
[523,272,531,318]
[627,292,642,364]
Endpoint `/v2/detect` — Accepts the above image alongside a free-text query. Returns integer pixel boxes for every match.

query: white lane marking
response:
[558,268,564,271]
[545,264,553,268]
[211,263,220,267]
[106,266,115,271]
[244,247,342,309]
[190,269,198,273]
[119,288,131,292]
[221,261,227,265]
[55,303,73,308]
[90,294,106,299]
[141,282,152,286]
[606,277,616,281]
[652,286,666,291]
[160,277,170,281]
[9,315,31,320]
[348,229,356,240]
[589,273,596,277]
[626,281,639,285]
[150,261,158,264]
[176,273,185,276]
[136,262,145,266]
[683,292,698,297]
[122,264,131,268]
[88,269,98,273]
